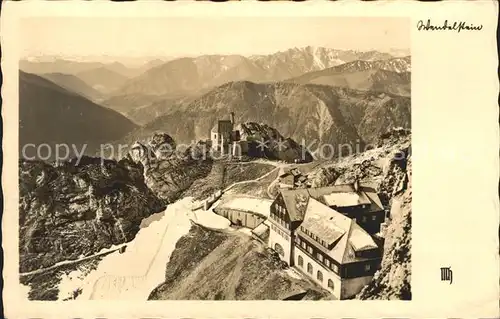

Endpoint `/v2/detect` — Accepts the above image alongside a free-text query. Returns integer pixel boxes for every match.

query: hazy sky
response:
[21,17,410,59]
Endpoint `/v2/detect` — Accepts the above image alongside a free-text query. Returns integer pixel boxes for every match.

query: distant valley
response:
[19,71,137,158]
[120,82,410,151]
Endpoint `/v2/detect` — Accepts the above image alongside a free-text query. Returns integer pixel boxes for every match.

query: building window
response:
[325,259,330,267]
[317,253,323,262]
[328,279,334,290]
[317,270,323,282]
[365,264,371,271]
[307,263,313,274]
[372,215,376,221]
[285,222,289,229]
[362,216,367,222]
[332,264,339,273]
[301,242,306,249]
[298,255,304,267]
[307,245,313,254]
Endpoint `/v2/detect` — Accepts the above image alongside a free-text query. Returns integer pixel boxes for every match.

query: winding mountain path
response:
[19,244,127,278]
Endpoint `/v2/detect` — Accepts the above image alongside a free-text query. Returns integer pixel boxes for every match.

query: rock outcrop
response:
[237,122,313,163]
[125,133,213,203]
[19,132,213,274]
[356,157,412,300]
[308,128,410,194]
[19,156,165,273]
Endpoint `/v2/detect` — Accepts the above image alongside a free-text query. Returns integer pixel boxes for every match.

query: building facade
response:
[267,183,385,299]
[214,207,266,229]
[211,112,247,157]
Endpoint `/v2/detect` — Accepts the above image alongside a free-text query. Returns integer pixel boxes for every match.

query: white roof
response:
[301,198,351,245]
[349,223,378,251]
[322,192,362,207]
[219,196,273,218]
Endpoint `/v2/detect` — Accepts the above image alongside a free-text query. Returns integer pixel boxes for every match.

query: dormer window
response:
[332,264,339,273]
[317,253,324,262]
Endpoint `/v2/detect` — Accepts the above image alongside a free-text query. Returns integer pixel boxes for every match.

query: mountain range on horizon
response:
[112,47,410,97]
[19,46,411,159]
[21,46,410,101]
[21,46,410,65]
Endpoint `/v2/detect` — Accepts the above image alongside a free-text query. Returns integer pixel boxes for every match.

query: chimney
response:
[230,112,235,125]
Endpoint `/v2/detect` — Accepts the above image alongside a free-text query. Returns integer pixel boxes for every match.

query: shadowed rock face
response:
[148,132,177,159]
[356,158,412,300]
[126,134,214,203]
[19,156,166,273]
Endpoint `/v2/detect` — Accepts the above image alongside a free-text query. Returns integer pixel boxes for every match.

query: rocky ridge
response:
[19,132,213,274]
[237,122,313,163]
[122,82,410,152]
[126,133,213,203]
[356,156,412,300]
[19,156,165,273]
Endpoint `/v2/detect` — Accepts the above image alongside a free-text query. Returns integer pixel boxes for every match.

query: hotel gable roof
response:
[276,183,384,222]
[274,183,383,264]
[298,198,379,264]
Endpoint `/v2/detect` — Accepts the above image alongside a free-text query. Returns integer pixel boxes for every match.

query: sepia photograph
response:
[2,1,499,318]
[17,15,412,302]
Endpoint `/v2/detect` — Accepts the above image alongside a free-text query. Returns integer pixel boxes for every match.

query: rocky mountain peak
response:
[148,132,177,159]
